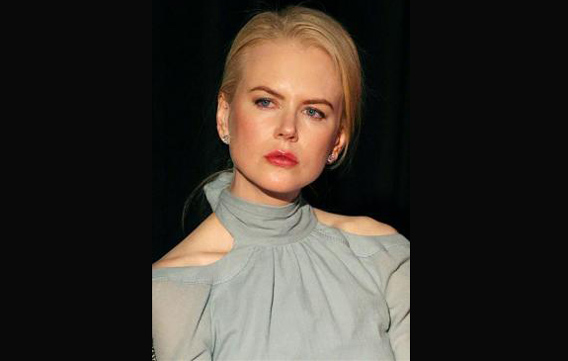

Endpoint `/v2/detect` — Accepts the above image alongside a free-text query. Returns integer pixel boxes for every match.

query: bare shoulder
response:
[313,207,398,237]
[342,215,398,236]
[152,213,234,270]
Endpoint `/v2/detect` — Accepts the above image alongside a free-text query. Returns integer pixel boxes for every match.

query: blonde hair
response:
[219,5,365,170]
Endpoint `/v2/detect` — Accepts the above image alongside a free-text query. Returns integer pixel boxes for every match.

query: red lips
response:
[264,150,299,167]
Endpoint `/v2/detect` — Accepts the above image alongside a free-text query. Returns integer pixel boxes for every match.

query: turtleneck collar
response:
[203,170,318,246]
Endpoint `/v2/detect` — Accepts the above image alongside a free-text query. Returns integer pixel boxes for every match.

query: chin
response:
[252,173,304,197]
[259,177,301,193]
[236,163,314,197]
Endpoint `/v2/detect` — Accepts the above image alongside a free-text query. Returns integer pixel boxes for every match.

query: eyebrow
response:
[249,85,334,110]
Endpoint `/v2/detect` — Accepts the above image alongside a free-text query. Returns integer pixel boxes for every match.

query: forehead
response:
[238,40,342,102]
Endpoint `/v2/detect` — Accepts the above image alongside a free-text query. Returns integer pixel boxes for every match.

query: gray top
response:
[152,170,410,360]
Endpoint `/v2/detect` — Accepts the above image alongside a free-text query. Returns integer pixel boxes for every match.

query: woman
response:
[153,5,409,361]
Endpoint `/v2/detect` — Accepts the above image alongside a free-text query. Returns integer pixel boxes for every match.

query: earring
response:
[221,134,230,144]
[327,153,336,164]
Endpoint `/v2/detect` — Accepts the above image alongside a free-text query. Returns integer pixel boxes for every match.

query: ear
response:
[331,125,347,158]
[216,92,230,139]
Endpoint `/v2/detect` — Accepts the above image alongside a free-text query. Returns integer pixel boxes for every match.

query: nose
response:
[275,113,298,141]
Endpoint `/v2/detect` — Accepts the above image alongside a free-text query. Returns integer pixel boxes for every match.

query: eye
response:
[305,107,326,120]
[254,98,273,108]
[254,98,326,120]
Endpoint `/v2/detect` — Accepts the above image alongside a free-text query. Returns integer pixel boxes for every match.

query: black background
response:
[14,0,534,358]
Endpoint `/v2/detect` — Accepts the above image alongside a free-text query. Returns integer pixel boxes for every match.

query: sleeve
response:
[381,243,410,360]
[152,278,213,361]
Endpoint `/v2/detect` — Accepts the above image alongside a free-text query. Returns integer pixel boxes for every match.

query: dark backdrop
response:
[153,0,409,262]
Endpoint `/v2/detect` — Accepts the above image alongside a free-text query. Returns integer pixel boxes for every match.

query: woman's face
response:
[217,40,346,204]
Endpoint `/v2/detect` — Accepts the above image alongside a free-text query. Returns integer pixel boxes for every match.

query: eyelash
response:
[254,98,326,119]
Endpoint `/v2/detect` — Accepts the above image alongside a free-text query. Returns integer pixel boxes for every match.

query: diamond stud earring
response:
[327,153,336,164]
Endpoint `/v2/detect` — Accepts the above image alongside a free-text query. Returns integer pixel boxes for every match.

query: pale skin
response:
[153,39,396,269]
[218,39,346,206]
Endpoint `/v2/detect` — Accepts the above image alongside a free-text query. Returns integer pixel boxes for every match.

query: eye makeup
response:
[254,98,327,119]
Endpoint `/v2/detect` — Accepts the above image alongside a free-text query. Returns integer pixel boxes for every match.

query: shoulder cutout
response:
[313,208,398,237]
[340,216,398,237]
[152,213,234,269]
[152,251,228,269]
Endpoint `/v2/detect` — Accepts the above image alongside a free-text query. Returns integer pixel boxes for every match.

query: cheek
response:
[228,107,270,161]
[231,108,266,143]
[308,128,336,153]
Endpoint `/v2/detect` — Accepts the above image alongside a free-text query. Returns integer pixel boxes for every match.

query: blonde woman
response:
[153,5,409,360]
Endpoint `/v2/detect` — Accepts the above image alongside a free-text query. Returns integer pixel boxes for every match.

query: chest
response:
[209,243,394,360]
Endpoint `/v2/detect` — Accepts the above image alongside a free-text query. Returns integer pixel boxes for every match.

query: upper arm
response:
[358,240,410,360]
[152,279,213,360]
[383,245,410,360]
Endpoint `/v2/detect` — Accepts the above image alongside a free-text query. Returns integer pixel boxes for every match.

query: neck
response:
[229,168,301,206]
[202,169,318,246]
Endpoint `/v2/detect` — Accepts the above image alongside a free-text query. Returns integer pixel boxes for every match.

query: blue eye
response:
[306,107,325,119]
[255,98,272,107]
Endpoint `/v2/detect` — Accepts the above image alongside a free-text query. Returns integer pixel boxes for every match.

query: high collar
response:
[203,170,318,246]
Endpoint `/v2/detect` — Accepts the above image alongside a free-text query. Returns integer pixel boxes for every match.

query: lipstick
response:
[264,150,298,168]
